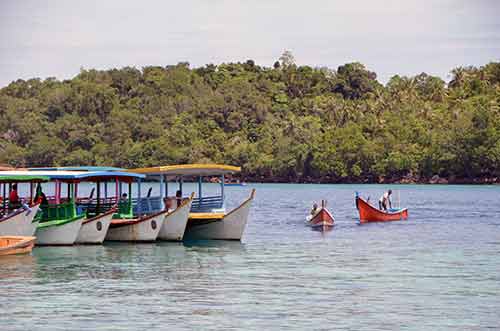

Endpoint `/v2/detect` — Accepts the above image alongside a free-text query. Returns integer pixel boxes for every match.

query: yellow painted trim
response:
[188,189,255,221]
[189,212,225,220]
[129,163,241,175]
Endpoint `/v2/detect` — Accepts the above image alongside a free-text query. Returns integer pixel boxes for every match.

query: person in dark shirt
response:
[34,184,48,206]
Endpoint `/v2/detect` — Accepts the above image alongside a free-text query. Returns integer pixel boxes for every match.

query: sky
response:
[0,0,499,87]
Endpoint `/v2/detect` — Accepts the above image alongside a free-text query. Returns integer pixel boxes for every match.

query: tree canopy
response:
[1,52,499,183]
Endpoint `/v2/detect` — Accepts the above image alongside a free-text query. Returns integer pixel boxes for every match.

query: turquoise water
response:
[1,184,500,330]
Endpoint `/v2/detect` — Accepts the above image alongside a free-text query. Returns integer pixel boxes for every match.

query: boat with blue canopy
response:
[130,164,255,241]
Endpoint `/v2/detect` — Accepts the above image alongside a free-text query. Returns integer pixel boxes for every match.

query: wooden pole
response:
[221,174,225,202]
[160,174,164,210]
[137,179,142,216]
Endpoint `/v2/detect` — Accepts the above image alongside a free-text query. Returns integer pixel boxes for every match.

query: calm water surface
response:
[1,184,500,330]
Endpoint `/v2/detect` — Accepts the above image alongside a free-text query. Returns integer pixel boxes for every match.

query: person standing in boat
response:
[378,189,392,211]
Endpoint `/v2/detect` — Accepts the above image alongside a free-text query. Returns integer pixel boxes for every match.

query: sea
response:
[1,183,499,330]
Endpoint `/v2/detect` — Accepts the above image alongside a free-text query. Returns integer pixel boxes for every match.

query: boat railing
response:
[191,195,223,212]
[76,197,119,218]
[132,196,163,215]
[37,201,78,222]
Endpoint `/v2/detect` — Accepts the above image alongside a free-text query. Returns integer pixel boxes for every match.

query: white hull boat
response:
[75,209,115,244]
[35,217,84,245]
[185,190,255,240]
[0,204,40,237]
[105,210,167,242]
[157,196,193,241]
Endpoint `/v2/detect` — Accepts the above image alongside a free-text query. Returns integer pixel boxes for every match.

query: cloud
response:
[0,0,499,86]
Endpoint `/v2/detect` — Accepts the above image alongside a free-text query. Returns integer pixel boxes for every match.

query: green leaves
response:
[0,60,499,182]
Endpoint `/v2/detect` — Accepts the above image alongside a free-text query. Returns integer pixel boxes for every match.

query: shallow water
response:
[1,184,500,330]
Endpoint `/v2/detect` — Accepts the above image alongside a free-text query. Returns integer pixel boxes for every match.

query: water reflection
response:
[0,254,35,280]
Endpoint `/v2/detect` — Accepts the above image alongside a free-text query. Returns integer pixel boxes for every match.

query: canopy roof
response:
[130,164,241,176]
[0,175,50,183]
[29,166,124,171]
[0,170,144,181]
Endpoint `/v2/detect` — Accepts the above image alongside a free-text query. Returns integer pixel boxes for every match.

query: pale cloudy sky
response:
[0,0,499,86]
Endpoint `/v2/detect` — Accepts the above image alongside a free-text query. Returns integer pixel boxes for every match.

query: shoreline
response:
[238,175,500,185]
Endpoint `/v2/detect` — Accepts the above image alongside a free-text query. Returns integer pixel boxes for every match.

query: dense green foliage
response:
[1,55,499,183]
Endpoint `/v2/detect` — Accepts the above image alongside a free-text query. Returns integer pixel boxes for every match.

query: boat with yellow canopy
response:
[130,164,255,241]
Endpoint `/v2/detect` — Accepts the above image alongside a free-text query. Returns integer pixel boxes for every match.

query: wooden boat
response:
[68,168,145,244]
[1,170,92,245]
[25,168,147,244]
[102,171,169,242]
[0,236,36,256]
[0,174,48,236]
[158,193,194,241]
[306,200,334,229]
[355,194,408,223]
[122,167,194,241]
[75,208,115,244]
[0,204,41,237]
[131,164,255,241]
[106,210,166,242]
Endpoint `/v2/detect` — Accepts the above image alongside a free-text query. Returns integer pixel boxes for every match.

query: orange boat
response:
[0,236,36,256]
[355,194,408,223]
[306,200,335,229]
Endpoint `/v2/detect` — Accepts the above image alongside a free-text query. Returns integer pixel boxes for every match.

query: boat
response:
[0,174,49,236]
[0,170,113,245]
[306,200,334,229]
[105,172,167,242]
[131,164,255,241]
[70,169,145,244]
[25,169,149,243]
[122,167,194,241]
[0,236,36,256]
[355,193,408,223]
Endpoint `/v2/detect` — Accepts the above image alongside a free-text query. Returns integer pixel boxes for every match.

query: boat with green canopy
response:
[0,174,49,237]
[2,170,86,245]
[130,164,255,241]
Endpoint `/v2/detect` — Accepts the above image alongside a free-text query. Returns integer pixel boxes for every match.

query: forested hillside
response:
[1,53,499,183]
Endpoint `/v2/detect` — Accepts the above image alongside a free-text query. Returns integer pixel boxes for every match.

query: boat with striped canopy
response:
[130,164,255,241]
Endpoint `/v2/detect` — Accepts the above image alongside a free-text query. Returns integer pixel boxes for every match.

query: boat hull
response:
[307,208,334,228]
[35,217,83,245]
[0,205,40,237]
[106,210,166,242]
[157,197,192,241]
[356,196,408,223]
[184,189,255,241]
[0,236,36,256]
[75,210,114,244]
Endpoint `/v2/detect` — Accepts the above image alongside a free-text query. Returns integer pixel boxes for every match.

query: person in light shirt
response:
[378,189,392,211]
